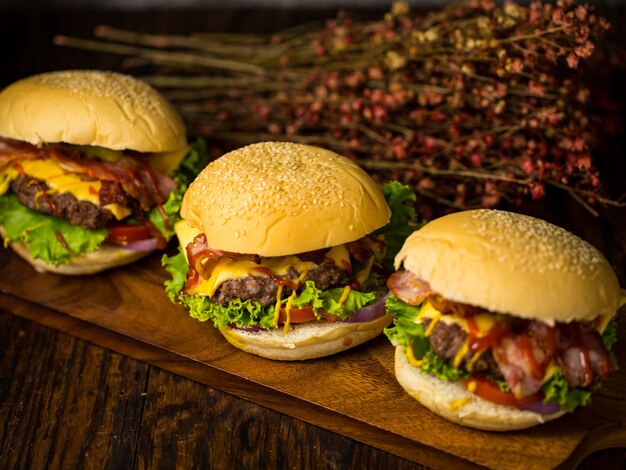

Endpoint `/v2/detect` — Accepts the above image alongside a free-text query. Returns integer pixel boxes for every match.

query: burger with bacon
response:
[164,141,417,360]
[385,209,623,431]
[0,70,206,275]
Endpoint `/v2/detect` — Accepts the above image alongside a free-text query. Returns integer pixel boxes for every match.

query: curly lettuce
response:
[0,193,107,266]
[1,139,208,265]
[542,370,592,412]
[376,181,425,272]
[384,294,469,382]
[163,248,377,330]
[602,316,618,351]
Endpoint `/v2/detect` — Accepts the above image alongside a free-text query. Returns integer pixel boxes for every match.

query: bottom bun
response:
[220,314,393,361]
[394,345,566,431]
[6,234,151,275]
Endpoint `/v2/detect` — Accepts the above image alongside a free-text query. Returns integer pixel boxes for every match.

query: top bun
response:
[395,209,621,325]
[0,70,187,152]
[181,141,390,256]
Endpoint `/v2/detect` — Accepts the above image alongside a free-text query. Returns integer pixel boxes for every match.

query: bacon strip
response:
[558,323,613,387]
[183,233,262,294]
[387,271,433,305]
[0,137,43,161]
[0,136,176,213]
[492,320,614,398]
[386,267,616,398]
[347,234,385,262]
[50,149,175,211]
[493,331,547,398]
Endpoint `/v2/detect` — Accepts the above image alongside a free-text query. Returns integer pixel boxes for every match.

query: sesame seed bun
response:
[394,346,566,431]
[394,209,621,325]
[0,70,187,152]
[220,314,393,361]
[180,141,391,256]
[0,70,189,275]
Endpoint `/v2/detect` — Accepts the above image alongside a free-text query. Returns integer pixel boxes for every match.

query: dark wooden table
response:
[1,7,625,470]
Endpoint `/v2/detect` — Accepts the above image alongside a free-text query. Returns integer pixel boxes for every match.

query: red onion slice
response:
[518,400,562,414]
[228,323,265,332]
[111,238,160,252]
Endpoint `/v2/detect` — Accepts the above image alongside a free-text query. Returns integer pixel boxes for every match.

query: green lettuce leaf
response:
[149,139,209,238]
[542,369,592,412]
[0,193,107,265]
[384,294,423,346]
[163,251,378,329]
[384,294,469,382]
[376,181,425,272]
[181,295,275,330]
[420,351,470,382]
[170,138,209,189]
[602,316,618,351]
[162,248,189,302]
[292,280,375,318]
[148,186,184,239]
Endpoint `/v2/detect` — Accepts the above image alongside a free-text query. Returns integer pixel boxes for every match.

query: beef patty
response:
[212,258,346,306]
[423,318,502,378]
[11,175,116,229]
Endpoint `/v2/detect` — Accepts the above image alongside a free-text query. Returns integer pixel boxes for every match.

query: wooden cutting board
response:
[1,247,624,469]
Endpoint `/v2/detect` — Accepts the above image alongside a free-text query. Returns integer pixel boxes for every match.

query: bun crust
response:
[181,142,390,256]
[4,230,151,275]
[219,314,392,361]
[0,70,187,152]
[395,209,621,324]
[394,346,565,431]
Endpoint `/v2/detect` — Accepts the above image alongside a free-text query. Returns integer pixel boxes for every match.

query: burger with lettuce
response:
[0,70,207,274]
[164,141,418,360]
[385,209,622,431]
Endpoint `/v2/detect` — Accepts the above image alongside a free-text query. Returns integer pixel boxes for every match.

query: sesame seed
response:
[469,209,604,275]
[31,70,162,114]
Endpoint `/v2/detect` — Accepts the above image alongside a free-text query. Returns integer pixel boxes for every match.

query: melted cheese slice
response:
[175,219,203,258]
[418,301,468,330]
[0,145,188,220]
[418,301,498,338]
[418,301,500,371]
[326,243,350,271]
[194,256,318,297]
[0,159,130,220]
[174,219,350,298]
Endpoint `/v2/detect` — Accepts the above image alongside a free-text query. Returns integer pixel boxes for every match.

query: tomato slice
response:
[277,305,338,324]
[461,376,542,408]
[105,223,153,244]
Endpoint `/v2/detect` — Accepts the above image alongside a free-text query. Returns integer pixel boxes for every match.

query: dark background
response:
[0,2,625,469]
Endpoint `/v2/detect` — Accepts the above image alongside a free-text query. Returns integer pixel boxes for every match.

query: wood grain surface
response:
[0,305,424,470]
[1,240,624,469]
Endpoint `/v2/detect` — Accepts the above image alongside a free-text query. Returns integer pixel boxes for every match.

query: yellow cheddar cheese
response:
[175,219,356,299]
[0,159,129,220]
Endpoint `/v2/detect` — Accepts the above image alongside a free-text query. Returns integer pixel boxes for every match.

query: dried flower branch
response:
[55,0,625,218]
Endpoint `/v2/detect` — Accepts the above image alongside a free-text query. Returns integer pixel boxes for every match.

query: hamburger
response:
[0,70,206,275]
[385,209,623,431]
[164,141,417,360]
